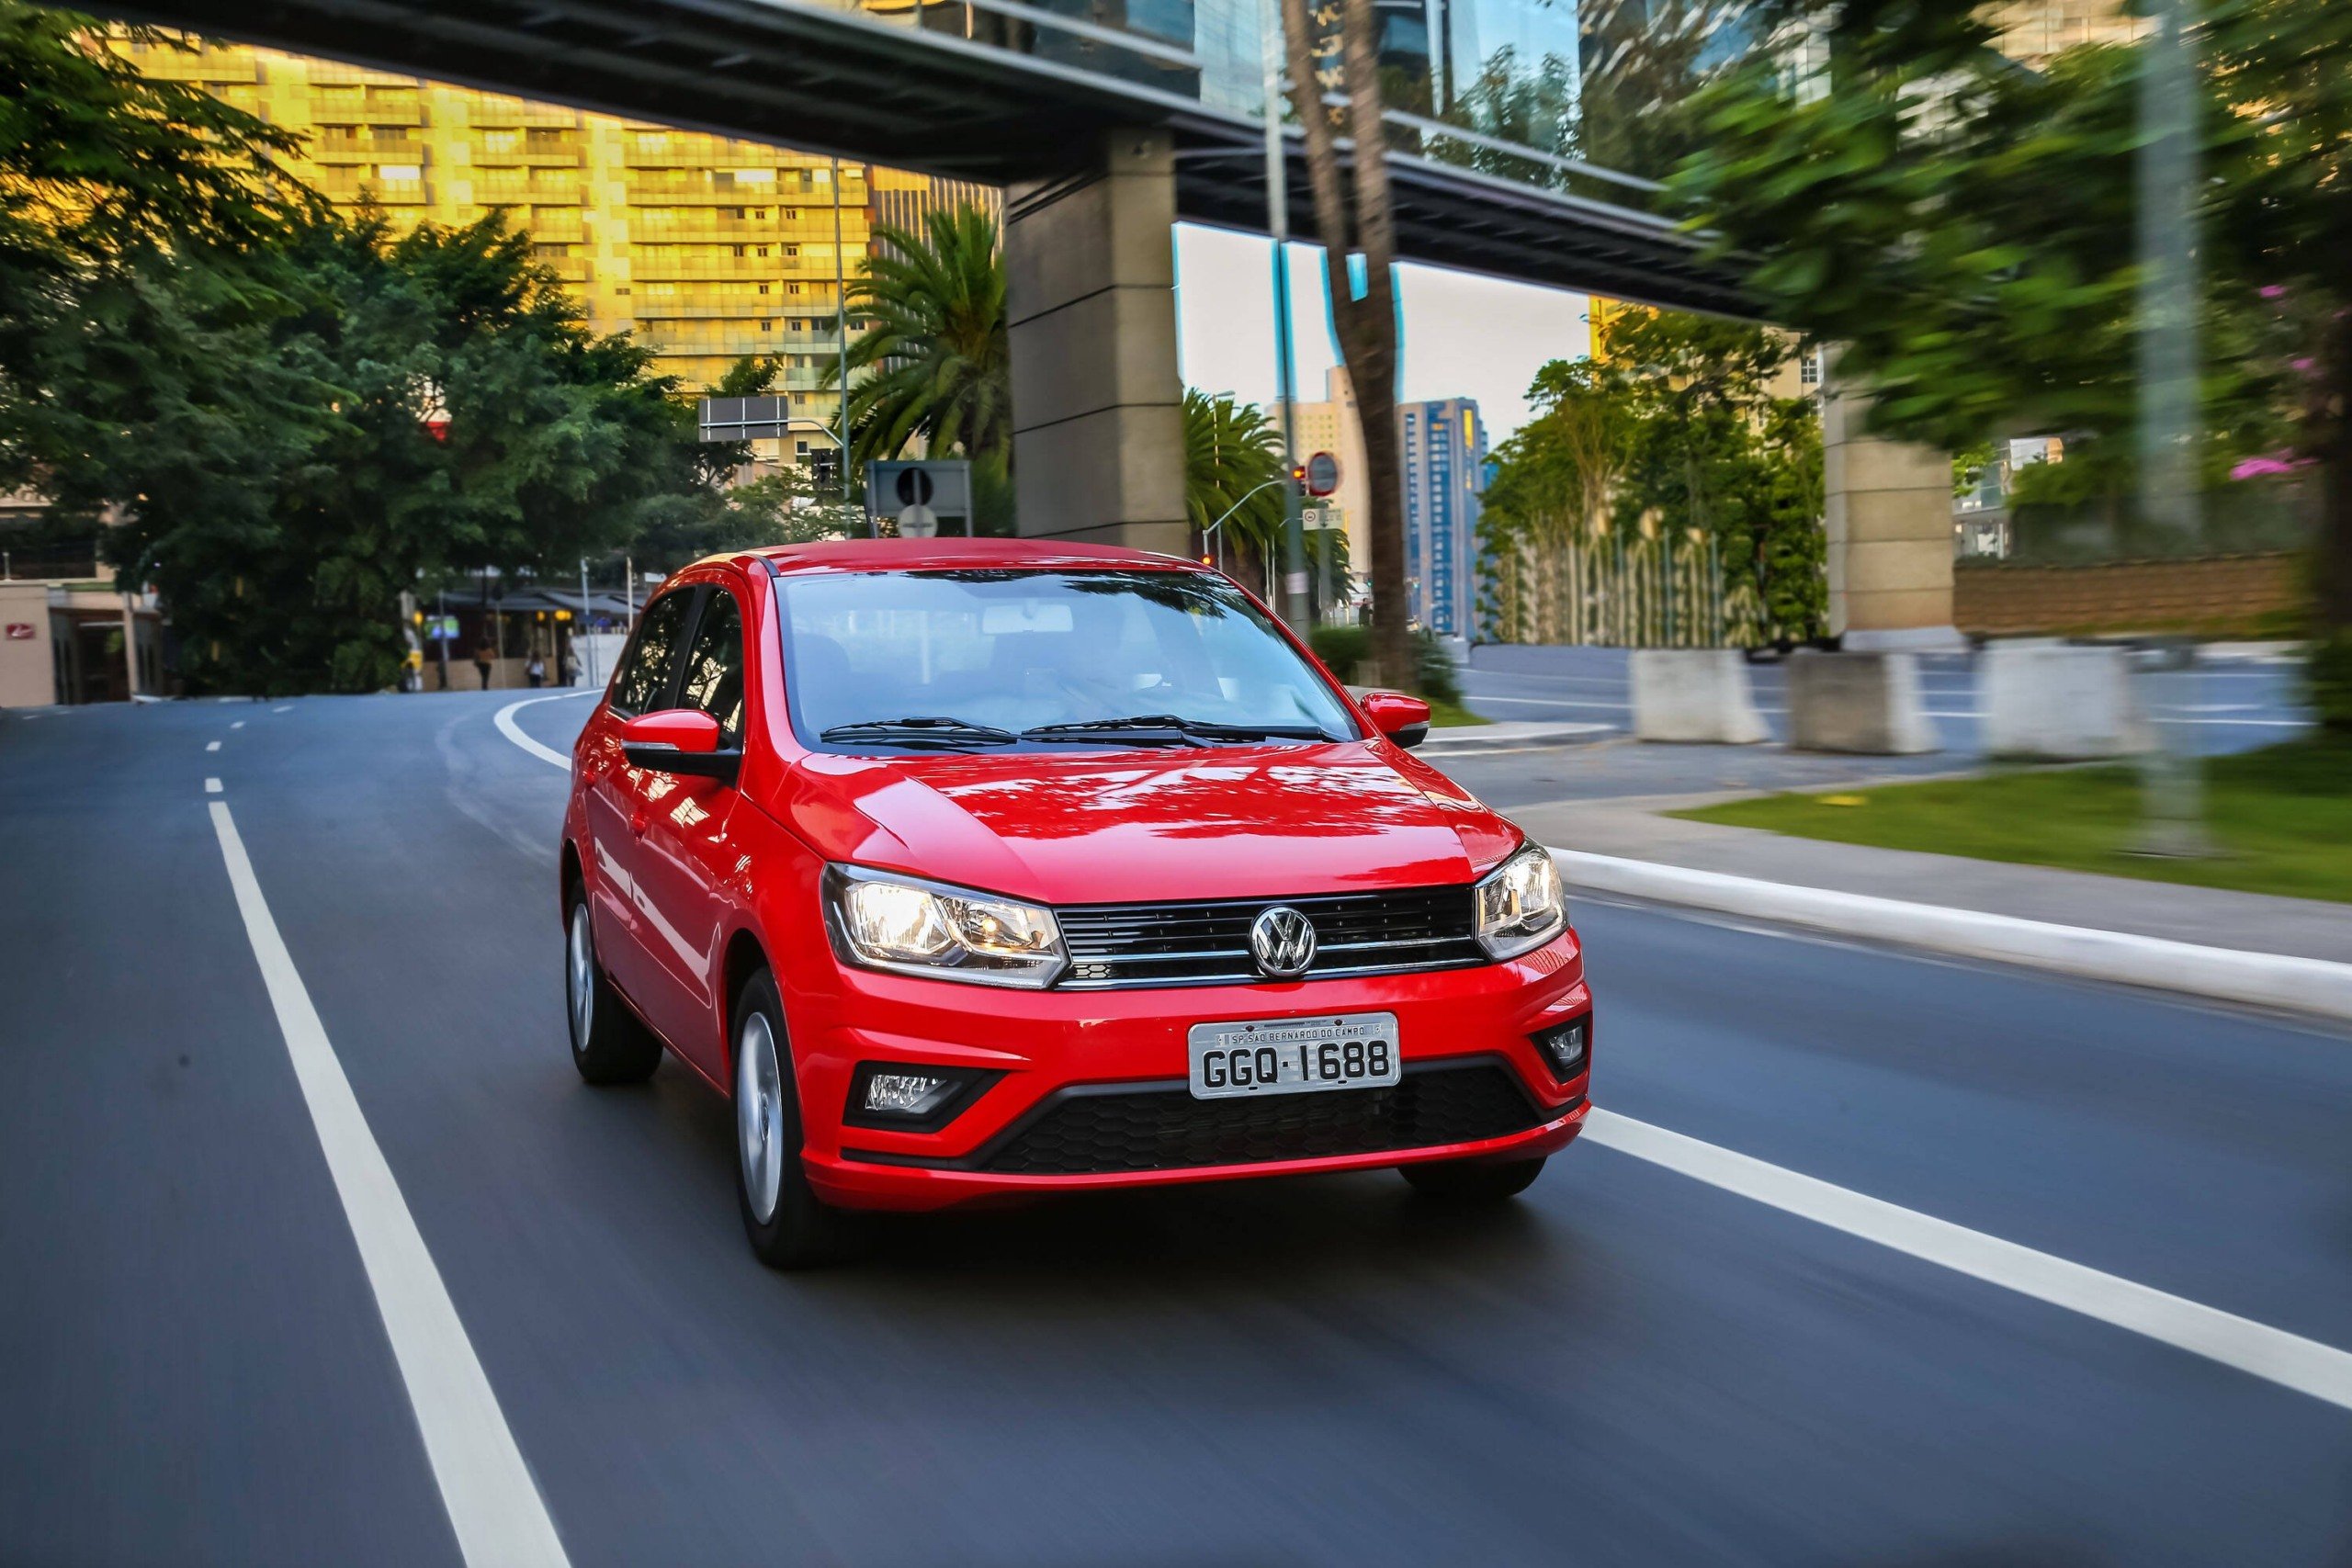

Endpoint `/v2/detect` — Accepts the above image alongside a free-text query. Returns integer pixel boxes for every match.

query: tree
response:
[1281,0,1410,686]
[1183,388,1283,587]
[830,206,1009,473]
[1,6,317,502]
[1670,0,2351,722]
[79,211,705,693]
[1480,312,1825,645]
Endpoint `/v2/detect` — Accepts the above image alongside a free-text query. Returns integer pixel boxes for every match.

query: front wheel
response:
[565,893,661,1085]
[1399,1155,1546,1202]
[731,971,844,1269]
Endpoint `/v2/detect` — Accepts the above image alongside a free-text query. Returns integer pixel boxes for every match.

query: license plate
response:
[1187,1012,1401,1100]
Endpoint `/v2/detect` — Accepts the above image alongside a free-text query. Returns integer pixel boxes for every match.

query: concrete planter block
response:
[1980,639,2150,759]
[1630,649,1770,744]
[1785,650,1939,754]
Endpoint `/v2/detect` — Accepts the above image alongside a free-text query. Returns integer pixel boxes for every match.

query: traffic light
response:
[1290,463,1307,486]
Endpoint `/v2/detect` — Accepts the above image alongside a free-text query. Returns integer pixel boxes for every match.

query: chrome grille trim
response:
[1054,886,1486,989]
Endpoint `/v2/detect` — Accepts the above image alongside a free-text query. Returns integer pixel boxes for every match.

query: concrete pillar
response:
[1823,364,1963,651]
[1004,130,1187,553]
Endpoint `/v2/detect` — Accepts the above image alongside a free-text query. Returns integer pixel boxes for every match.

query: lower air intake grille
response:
[978,1061,1545,1176]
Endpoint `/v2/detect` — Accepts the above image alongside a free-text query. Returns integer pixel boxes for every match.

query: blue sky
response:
[1172,222,1593,441]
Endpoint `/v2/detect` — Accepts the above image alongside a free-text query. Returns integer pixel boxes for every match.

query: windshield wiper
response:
[819,716,1017,749]
[1022,715,1340,746]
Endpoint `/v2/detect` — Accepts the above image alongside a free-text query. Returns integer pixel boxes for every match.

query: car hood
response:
[775,742,1520,905]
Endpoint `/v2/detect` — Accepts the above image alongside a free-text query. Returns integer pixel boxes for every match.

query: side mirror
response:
[620,709,741,783]
[1359,690,1430,750]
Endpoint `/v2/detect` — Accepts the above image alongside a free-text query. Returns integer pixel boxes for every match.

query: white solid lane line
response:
[1583,1109,2352,1414]
[208,802,571,1568]
[494,690,597,772]
[206,740,221,752]
[204,778,221,794]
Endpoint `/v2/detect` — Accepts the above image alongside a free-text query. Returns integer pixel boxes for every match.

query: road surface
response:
[4,692,2346,1567]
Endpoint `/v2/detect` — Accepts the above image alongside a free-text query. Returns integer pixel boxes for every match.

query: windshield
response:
[779,569,1359,750]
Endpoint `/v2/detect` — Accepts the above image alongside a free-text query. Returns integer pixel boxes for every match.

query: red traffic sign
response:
[4,623,33,640]
[1305,451,1340,497]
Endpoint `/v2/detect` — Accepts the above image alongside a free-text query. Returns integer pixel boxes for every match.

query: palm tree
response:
[827,206,1010,475]
[1183,389,1283,589]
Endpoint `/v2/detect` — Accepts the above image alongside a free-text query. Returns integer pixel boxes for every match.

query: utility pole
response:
[832,157,854,505]
[2131,0,2209,856]
[1261,0,1309,633]
[577,557,598,686]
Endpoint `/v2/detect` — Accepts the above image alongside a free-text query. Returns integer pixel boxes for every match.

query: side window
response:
[610,590,693,716]
[676,591,745,743]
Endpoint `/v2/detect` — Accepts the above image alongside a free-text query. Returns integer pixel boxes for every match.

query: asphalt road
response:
[5,691,2349,1567]
[1454,645,2315,805]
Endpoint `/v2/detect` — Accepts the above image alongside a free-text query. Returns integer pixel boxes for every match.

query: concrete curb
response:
[1549,847,2352,1024]
[1420,724,1612,754]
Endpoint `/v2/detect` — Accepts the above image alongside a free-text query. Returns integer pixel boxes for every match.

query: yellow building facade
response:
[119,38,989,460]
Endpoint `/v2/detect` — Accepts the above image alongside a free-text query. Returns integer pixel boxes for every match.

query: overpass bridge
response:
[96,0,1956,646]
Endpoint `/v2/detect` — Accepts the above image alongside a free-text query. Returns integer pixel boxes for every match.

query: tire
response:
[564,889,662,1085]
[1400,1155,1546,1202]
[730,970,844,1269]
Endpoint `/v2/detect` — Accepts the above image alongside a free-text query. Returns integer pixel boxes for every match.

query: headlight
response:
[1474,844,1566,960]
[823,865,1067,987]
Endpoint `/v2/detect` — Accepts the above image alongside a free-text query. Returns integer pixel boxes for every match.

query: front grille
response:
[1056,885,1484,988]
[978,1061,1547,1175]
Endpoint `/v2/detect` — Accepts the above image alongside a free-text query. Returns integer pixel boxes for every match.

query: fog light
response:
[865,1072,956,1115]
[844,1063,999,1132]
[1532,1018,1588,1079]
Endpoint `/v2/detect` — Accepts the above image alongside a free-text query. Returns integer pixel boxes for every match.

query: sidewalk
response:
[1513,794,2352,969]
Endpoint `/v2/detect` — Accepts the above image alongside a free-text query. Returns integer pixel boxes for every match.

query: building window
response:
[757,283,770,294]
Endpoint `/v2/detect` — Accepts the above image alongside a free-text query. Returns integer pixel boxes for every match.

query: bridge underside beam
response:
[93,0,1754,316]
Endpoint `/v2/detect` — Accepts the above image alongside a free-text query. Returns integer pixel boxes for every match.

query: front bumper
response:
[792,927,1592,1212]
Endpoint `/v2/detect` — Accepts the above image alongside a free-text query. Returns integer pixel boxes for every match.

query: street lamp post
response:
[1202,478,1286,584]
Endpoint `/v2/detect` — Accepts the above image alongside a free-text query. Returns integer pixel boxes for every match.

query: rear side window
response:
[676,591,745,742]
[610,590,693,716]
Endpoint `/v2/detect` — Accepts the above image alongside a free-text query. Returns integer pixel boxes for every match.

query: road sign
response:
[865,460,973,537]
[1301,506,1340,531]
[1305,451,1340,497]
[898,504,939,538]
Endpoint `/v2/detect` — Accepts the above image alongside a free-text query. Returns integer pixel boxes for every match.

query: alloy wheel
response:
[736,1012,785,1224]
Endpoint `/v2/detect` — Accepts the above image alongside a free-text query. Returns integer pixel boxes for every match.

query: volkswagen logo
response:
[1249,906,1317,978]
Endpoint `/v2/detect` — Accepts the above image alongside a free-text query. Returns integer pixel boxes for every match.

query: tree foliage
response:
[831,206,1010,472]
[1481,313,1824,646]
[1,6,317,499]
[66,212,703,694]
[1184,388,1283,566]
[1670,0,2352,717]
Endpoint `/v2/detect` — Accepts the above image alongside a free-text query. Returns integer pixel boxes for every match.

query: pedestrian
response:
[526,651,546,689]
[561,647,582,688]
[472,636,495,690]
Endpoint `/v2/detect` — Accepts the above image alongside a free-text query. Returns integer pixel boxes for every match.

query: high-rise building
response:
[1400,399,1486,637]
[1268,372,1488,633]
[117,37,997,468]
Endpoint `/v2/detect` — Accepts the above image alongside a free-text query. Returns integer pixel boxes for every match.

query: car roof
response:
[720,537,1206,578]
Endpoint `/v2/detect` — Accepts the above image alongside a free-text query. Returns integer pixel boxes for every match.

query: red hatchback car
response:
[561,539,1591,1266]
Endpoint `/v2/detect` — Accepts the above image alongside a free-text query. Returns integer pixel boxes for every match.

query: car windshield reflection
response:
[781,569,1357,750]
